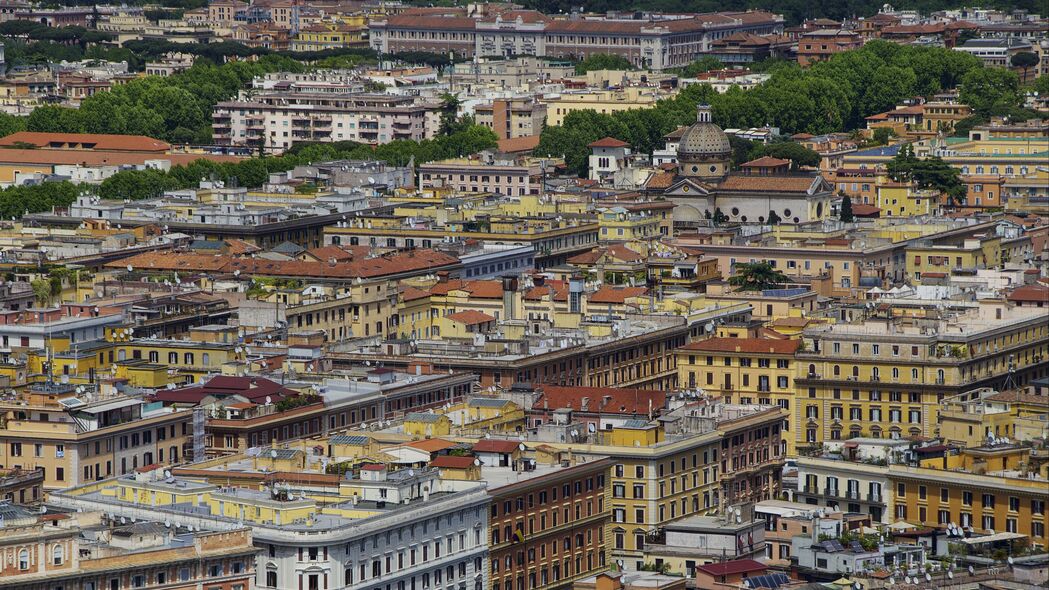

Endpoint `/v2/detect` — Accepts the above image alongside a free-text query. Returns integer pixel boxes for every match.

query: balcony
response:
[845,490,861,500]
[824,488,840,498]
[868,492,882,503]
[803,484,818,495]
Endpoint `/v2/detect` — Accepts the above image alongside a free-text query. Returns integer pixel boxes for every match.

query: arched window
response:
[202,353,210,365]
[18,548,29,570]
[892,368,899,379]
[937,369,945,383]
[833,365,840,376]
[852,366,859,377]
[808,364,816,376]
[52,544,63,565]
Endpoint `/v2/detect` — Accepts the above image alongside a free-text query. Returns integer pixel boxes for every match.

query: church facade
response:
[645,105,836,228]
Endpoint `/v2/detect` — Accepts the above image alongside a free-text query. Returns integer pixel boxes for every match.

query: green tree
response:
[840,195,854,223]
[750,142,821,169]
[767,210,782,225]
[1010,52,1039,82]
[574,54,634,74]
[712,207,728,226]
[0,113,26,138]
[959,68,1021,115]
[870,127,894,146]
[677,56,724,77]
[437,92,462,136]
[727,262,789,292]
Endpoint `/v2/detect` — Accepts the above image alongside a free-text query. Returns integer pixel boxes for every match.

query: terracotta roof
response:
[430,455,477,469]
[741,156,790,168]
[225,239,262,255]
[771,316,812,328]
[380,14,478,30]
[360,463,386,471]
[680,337,801,355]
[446,310,495,324]
[696,559,767,577]
[108,249,459,280]
[0,148,239,168]
[851,204,881,216]
[567,244,644,265]
[497,134,540,154]
[588,285,648,304]
[534,385,666,415]
[1007,284,1049,303]
[645,171,675,190]
[717,174,818,193]
[472,439,520,453]
[524,280,567,301]
[403,438,457,452]
[400,286,431,301]
[0,131,171,152]
[588,137,630,149]
[306,245,359,262]
[429,279,504,298]
[986,390,1049,405]
[151,375,295,405]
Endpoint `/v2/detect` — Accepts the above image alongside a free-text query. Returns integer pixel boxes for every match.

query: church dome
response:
[677,105,731,158]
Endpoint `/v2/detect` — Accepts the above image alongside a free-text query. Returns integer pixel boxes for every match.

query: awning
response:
[961,532,1026,545]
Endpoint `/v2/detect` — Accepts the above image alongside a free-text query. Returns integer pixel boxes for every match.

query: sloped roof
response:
[430,455,477,469]
[588,137,630,149]
[534,385,665,415]
[0,131,171,152]
[446,310,496,325]
[1007,285,1049,303]
[741,156,790,168]
[680,337,800,355]
[717,174,820,193]
[524,280,567,301]
[497,135,540,154]
[151,375,295,405]
[429,279,504,298]
[588,285,648,304]
[472,439,520,453]
[567,244,644,265]
[696,559,767,577]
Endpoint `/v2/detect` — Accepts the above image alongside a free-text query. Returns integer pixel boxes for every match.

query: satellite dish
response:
[164,520,170,528]
[408,469,415,477]
[518,443,526,451]
[947,571,954,579]
[968,566,975,575]
[164,470,171,478]
[265,396,272,405]
[888,578,895,586]
[120,516,126,524]
[270,449,278,459]
[473,458,481,466]
[588,423,596,433]
[484,433,491,439]
[1007,556,1014,565]
[126,265,133,272]
[925,573,932,582]
[988,528,995,535]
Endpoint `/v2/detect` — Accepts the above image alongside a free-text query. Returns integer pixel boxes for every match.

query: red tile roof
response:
[1007,284,1049,303]
[644,171,676,190]
[403,438,457,452]
[696,559,767,577]
[447,310,496,325]
[588,286,648,304]
[497,135,540,154]
[472,439,520,453]
[0,131,171,152]
[741,156,790,168]
[717,174,818,193]
[534,385,666,415]
[430,455,477,469]
[680,337,801,355]
[567,244,644,265]
[360,463,386,471]
[400,286,431,302]
[151,376,295,405]
[588,137,630,149]
[429,279,504,298]
[524,280,567,301]
[108,249,459,280]
[0,148,239,168]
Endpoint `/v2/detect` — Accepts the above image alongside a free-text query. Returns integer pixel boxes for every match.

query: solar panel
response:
[743,573,790,589]
[850,541,865,552]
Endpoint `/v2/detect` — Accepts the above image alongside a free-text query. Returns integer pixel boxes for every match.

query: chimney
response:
[436,271,449,283]
[501,276,518,320]
[533,275,545,287]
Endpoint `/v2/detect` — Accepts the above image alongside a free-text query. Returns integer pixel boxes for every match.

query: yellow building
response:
[889,463,1048,550]
[545,87,672,127]
[291,21,367,51]
[938,388,1049,447]
[794,301,1048,449]
[875,179,939,218]
[598,207,662,242]
[676,337,800,451]
[905,235,1002,280]
[404,412,452,437]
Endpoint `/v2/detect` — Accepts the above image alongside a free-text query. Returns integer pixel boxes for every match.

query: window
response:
[52,544,64,565]
[18,548,29,570]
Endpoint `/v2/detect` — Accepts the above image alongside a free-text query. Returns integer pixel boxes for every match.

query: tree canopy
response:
[728,262,790,292]
[574,54,635,74]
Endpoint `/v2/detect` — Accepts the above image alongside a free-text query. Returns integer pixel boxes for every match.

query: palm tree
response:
[728,262,790,292]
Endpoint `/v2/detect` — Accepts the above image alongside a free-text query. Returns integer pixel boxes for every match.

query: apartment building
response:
[889,461,1048,550]
[0,384,193,490]
[545,88,670,127]
[448,56,576,91]
[796,456,890,524]
[794,300,1049,449]
[796,29,863,66]
[369,10,784,70]
[475,98,547,140]
[51,462,492,590]
[0,518,258,590]
[418,156,542,196]
[486,459,613,590]
[213,92,440,153]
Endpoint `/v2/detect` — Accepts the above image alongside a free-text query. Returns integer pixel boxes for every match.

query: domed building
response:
[641,104,835,228]
[677,105,731,181]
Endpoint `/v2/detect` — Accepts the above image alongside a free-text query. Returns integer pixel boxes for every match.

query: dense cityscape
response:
[0,1,1045,590]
